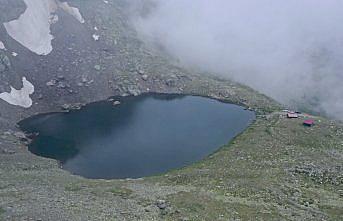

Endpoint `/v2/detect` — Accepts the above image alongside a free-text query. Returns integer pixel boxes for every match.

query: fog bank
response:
[133,0,343,120]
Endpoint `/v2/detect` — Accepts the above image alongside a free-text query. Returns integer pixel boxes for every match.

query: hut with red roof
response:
[303,119,314,127]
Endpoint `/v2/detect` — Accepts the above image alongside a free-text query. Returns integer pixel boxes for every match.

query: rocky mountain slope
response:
[0,0,276,128]
[0,0,342,220]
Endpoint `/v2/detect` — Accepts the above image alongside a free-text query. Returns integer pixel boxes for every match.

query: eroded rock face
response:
[0,53,10,72]
[0,77,34,108]
[58,1,84,23]
[3,0,84,55]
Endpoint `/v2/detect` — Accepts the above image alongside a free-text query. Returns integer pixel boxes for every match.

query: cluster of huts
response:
[284,110,315,127]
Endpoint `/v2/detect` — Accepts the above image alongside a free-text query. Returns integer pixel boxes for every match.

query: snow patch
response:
[0,77,35,108]
[3,0,85,55]
[92,34,100,41]
[0,40,6,50]
[3,0,57,55]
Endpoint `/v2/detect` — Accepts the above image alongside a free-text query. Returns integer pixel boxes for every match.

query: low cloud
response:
[132,0,343,120]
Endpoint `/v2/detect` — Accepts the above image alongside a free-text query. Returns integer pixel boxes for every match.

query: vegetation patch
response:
[64,183,83,192]
[154,113,343,220]
[109,187,133,197]
[166,191,282,221]
[0,207,5,220]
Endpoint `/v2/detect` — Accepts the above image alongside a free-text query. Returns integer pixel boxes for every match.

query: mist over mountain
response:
[132,0,343,120]
[1,1,343,220]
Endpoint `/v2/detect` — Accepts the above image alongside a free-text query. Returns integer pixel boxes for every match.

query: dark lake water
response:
[19,94,255,179]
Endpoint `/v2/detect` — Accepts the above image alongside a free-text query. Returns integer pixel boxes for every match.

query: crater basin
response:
[19,94,255,179]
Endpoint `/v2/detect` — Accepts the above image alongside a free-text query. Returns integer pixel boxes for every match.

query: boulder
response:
[113,101,121,106]
[166,79,176,87]
[141,74,148,81]
[46,79,57,86]
[0,53,10,72]
[156,200,167,210]
[61,103,83,111]
[94,64,101,71]
[127,85,141,96]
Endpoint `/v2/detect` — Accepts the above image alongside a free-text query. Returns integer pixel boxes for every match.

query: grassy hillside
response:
[0,0,341,220]
[1,104,342,220]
